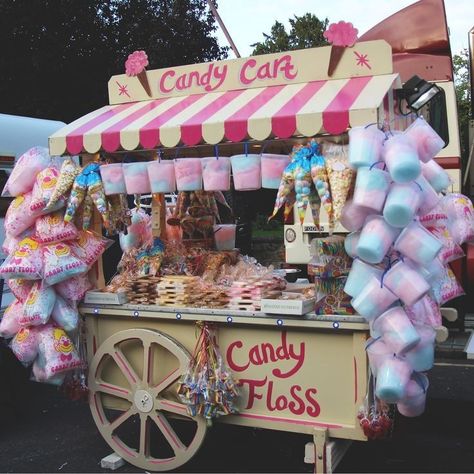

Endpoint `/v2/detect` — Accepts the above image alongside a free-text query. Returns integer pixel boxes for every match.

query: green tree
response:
[0,0,227,123]
[251,13,329,55]
[453,48,472,161]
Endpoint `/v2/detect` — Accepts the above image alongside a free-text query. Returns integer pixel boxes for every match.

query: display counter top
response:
[80,303,369,331]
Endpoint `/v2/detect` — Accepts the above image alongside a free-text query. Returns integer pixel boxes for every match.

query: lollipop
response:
[45,158,81,211]
[311,146,333,228]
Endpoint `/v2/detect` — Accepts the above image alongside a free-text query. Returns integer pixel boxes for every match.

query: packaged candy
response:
[45,158,81,210]
[269,160,296,221]
[0,236,43,279]
[55,273,92,302]
[4,192,39,236]
[430,265,465,305]
[43,242,88,286]
[30,167,62,212]
[35,324,82,379]
[324,143,353,224]
[310,144,333,226]
[69,231,112,268]
[51,295,79,333]
[20,282,56,327]
[32,359,67,385]
[35,212,79,244]
[2,146,51,197]
[7,278,34,302]
[0,299,23,338]
[425,224,464,264]
[11,327,39,365]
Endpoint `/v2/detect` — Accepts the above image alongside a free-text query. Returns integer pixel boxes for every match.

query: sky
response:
[214,0,474,58]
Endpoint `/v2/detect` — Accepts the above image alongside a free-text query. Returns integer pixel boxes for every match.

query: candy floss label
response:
[226,331,321,418]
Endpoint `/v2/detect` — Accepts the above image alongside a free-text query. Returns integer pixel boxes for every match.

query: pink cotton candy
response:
[55,274,92,302]
[35,212,78,243]
[35,324,82,379]
[20,282,56,327]
[4,192,40,237]
[0,236,43,280]
[43,242,88,286]
[69,231,112,268]
[440,194,474,245]
[119,208,152,252]
[0,299,23,338]
[2,147,51,197]
[11,327,39,365]
[125,50,149,76]
[7,278,34,302]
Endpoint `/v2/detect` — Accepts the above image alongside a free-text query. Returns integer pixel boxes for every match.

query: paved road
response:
[1,358,474,473]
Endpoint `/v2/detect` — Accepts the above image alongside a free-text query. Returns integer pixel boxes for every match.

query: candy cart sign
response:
[218,326,367,436]
[108,40,392,104]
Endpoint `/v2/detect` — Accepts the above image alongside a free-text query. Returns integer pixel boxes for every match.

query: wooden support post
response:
[151,193,167,239]
[313,427,328,474]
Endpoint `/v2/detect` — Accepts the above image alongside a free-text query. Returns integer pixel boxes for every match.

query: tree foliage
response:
[251,13,329,55]
[453,48,472,160]
[0,0,227,123]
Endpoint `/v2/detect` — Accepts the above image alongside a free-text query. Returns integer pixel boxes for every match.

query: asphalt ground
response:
[1,357,474,473]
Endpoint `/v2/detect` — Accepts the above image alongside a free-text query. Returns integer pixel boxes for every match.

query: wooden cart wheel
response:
[88,328,207,471]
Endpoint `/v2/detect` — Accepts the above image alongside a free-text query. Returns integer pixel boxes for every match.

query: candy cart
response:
[44,38,422,473]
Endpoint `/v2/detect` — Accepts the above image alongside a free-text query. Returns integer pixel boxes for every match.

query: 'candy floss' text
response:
[226,331,321,417]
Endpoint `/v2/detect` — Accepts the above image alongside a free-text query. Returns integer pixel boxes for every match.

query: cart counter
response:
[82,304,369,446]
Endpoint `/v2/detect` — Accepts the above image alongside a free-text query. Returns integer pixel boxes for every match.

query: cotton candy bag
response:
[69,231,112,268]
[0,299,23,338]
[20,282,56,327]
[35,325,82,379]
[35,212,78,243]
[1,226,35,255]
[0,236,43,279]
[430,265,465,305]
[4,193,39,236]
[11,327,39,365]
[119,208,152,251]
[30,167,65,213]
[7,278,34,302]
[2,147,51,197]
[441,194,474,245]
[55,273,92,302]
[51,296,79,333]
[43,242,88,286]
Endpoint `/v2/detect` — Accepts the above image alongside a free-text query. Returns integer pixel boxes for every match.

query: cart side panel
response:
[85,312,367,441]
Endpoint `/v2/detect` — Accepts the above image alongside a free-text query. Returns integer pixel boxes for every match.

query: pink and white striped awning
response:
[49,74,399,155]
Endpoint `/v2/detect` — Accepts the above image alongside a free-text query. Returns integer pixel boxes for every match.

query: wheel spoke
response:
[150,412,186,455]
[139,414,150,457]
[111,347,139,387]
[105,407,135,434]
[142,340,153,384]
[95,381,132,401]
[151,365,183,397]
[155,399,192,418]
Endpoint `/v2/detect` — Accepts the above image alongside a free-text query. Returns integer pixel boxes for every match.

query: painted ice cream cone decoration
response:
[323,21,358,77]
[125,50,152,97]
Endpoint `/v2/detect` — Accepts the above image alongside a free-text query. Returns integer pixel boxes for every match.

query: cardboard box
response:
[84,291,128,305]
[261,297,316,316]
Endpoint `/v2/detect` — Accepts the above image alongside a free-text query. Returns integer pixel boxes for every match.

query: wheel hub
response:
[134,389,154,413]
